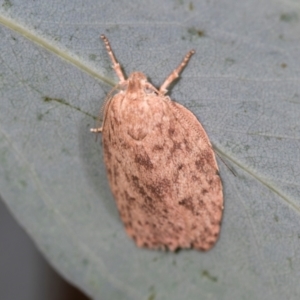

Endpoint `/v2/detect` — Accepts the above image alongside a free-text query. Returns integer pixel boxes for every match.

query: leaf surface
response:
[1,1,300,299]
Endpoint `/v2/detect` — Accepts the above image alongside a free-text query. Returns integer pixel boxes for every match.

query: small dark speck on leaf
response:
[148,292,156,300]
[281,63,287,68]
[37,113,43,121]
[225,58,235,66]
[105,25,120,34]
[2,0,12,9]
[148,286,156,300]
[43,96,67,104]
[19,179,27,187]
[287,257,293,270]
[89,54,97,61]
[188,27,205,37]
[61,148,71,155]
[280,12,299,22]
[202,270,218,282]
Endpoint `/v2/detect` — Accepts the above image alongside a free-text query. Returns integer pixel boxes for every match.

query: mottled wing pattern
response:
[102,92,223,251]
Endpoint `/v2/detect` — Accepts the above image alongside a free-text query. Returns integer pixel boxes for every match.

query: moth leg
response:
[159,49,195,94]
[101,34,126,83]
[90,127,102,133]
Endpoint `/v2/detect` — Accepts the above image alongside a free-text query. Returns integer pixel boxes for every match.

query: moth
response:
[91,35,223,251]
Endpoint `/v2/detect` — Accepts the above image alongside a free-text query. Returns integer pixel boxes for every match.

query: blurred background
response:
[0,196,90,300]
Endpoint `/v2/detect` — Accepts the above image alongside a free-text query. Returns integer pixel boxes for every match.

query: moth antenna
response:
[101,34,126,83]
[159,49,195,94]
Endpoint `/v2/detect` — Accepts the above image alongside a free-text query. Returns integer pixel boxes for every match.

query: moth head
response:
[127,72,148,95]
[128,72,147,82]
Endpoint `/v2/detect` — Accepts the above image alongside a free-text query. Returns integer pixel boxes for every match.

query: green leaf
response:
[1,1,300,299]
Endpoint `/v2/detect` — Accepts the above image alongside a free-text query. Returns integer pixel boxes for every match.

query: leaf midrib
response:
[0,13,115,86]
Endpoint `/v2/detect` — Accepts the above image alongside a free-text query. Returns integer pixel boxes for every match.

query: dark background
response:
[0,196,90,300]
